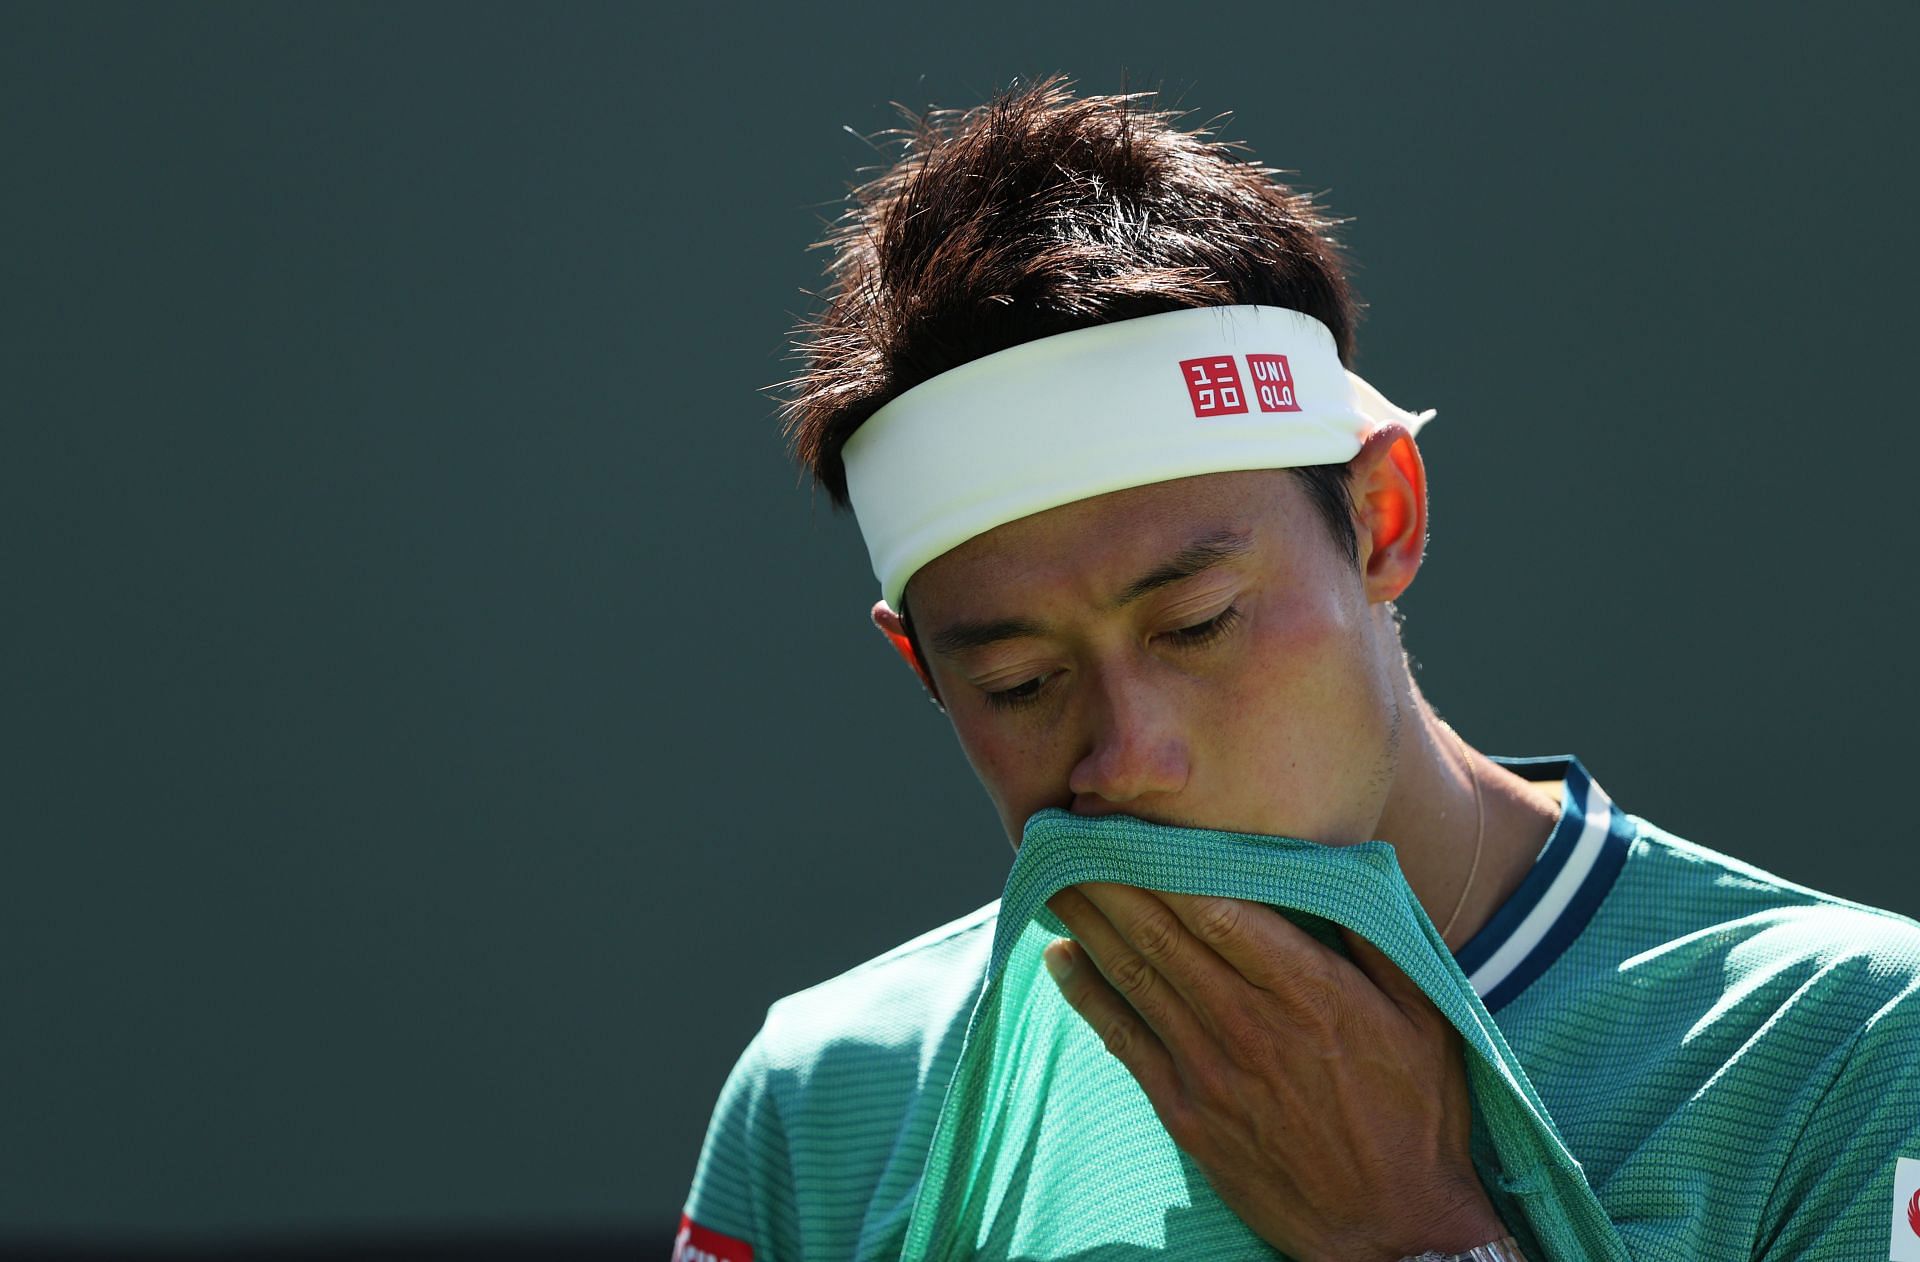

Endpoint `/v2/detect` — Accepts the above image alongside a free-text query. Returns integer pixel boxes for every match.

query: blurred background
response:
[6,1,1917,1256]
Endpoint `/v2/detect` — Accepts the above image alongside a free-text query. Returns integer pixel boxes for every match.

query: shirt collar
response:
[1452,754,1635,1013]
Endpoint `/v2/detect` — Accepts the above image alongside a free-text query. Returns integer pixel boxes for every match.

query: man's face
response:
[899,466,1413,850]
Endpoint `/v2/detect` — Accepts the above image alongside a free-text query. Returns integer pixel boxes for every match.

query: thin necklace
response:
[1439,724,1485,942]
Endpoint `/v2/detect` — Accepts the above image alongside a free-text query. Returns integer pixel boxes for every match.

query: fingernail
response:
[1043,942,1074,982]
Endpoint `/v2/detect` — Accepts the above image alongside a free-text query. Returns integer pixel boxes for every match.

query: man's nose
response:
[1066,668,1191,810]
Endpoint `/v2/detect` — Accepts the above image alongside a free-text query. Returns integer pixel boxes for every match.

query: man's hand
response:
[1043,882,1512,1262]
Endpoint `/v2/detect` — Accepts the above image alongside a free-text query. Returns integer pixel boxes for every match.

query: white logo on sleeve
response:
[1892,1157,1920,1261]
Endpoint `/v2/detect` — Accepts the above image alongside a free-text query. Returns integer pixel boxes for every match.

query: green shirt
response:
[679,756,1920,1259]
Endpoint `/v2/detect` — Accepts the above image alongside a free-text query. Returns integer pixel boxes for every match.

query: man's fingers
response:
[1157,891,1400,1034]
[1069,882,1251,1012]
[1043,939,1183,1108]
[1050,884,1423,1049]
[1047,885,1211,1049]
[1157,891,1329,991]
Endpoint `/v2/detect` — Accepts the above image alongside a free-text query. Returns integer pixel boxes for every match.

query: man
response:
[675,76,1920,1261]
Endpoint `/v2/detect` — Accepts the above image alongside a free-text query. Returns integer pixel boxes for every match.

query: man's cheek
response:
[1261,580,1358,652]
[1238,601,1346,710]
[1233,611,1379,762]
[953,723,1054,816]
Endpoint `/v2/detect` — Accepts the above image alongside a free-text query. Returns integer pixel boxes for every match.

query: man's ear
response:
[1347,422,1428,604]
[871,600,944,708]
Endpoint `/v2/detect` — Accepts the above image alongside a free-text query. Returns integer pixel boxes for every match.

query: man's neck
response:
[1371,693,1564,953]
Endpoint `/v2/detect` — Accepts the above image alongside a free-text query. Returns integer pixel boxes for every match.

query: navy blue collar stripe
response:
[1451,754,1633,1014]
[1479,807,1632,1012]
[1450,754,1585,976]
[1450,758,1591,977]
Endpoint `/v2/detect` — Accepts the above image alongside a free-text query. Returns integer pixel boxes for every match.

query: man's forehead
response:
[905,470,1295,631]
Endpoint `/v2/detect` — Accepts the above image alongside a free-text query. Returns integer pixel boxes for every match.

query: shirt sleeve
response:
[677,1019,801,1262]
[1753,967,1920,1260]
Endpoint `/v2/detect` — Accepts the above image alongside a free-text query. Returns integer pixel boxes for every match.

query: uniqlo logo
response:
[1179,356,1247,417]
[673,1213,755,1262]
[1246,353,1301,412]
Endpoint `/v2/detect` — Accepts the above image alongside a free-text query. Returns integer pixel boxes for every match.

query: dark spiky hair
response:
[771,72,1369,591]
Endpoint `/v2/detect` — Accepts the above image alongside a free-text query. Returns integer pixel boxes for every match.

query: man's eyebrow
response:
[1110,527,1255,608]
[924,527,1255,657]
[928,615,1049,657]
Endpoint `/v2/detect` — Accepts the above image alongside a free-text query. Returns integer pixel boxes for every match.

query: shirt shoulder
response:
[755,897,1000,1073]
[681,900,1001,1259]
[1497,812,1920,1258]
[1498,807,1920,1035]
[1614,813,1920,985]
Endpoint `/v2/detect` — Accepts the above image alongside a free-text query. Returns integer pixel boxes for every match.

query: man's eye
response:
[1164,604,1241,647]
[982,675,1050,710]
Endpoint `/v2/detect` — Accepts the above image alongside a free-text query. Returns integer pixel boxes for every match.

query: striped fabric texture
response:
[680,757,1920,1259]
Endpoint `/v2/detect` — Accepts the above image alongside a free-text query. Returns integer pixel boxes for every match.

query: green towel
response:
[901,807,1633,1261]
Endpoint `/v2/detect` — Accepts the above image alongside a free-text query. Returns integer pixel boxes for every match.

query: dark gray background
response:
[5,0,1916,1251]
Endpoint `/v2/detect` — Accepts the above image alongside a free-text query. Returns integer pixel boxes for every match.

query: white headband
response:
[842,304,1436,610]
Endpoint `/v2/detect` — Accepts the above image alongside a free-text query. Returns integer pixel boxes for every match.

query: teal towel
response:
[902,807,1633,1260]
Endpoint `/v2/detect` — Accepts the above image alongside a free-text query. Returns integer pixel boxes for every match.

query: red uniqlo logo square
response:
[1246,354,1301,412]
[1179,356,1248,417]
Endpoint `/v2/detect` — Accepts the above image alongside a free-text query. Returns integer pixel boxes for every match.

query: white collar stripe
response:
[1467,778,1615,997]
[1449,756,1634,1012]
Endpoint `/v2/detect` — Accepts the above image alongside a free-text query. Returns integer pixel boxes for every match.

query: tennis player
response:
[675,75,1920,1262]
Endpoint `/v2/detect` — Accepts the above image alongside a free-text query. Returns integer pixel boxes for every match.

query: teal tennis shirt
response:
[678,755,1920,1260]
